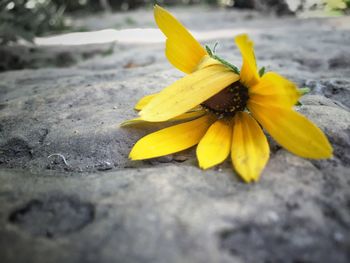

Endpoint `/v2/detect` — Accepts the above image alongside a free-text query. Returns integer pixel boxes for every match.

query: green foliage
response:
[0,0,68,45]
[325,0,350,10]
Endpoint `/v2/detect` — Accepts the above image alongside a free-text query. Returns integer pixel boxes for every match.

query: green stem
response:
[205,45,240,74]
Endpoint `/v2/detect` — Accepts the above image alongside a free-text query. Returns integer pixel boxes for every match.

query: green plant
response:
[0,0,68,45]
[325,0,350,11]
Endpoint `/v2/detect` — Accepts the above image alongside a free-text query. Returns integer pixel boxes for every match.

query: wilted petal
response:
[140,65,239,122]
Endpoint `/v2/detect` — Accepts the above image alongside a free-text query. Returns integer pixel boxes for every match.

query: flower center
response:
[201,81,249,117]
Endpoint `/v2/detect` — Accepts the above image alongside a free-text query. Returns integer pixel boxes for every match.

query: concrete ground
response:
[0,6,349,263]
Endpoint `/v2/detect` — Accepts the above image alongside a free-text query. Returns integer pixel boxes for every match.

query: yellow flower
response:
[122,5,333,182]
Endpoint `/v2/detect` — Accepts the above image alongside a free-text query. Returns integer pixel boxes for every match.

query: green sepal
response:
[295,87,311,106]
[259,66,266,77]
[298,87,310,95]
[205,45,213,56]
[205,45,240,75]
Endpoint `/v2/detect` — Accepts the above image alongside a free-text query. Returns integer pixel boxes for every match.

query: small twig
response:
[48,153,69,166]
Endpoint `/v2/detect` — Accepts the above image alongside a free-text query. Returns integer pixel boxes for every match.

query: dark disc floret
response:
[201,81,249,117]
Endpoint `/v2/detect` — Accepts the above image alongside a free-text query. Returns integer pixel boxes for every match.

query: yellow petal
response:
[129,115,214,160]
[134,93,203,112]
[195,55,222,71]
[231,112,270,183]
[140,64,239,122]
[120,117,147,127]
[134,93,158,110]
[249,72,301,108]
[235,34,259,87]
[196,118,233,169]
[248,102,333,159]
[154,5,207,73]
[120,110,206,127]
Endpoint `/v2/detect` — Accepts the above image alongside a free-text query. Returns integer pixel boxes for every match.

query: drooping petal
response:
[135,93,203,112]
[196,118,233,169]
[120,110,206,127]
[140,64,239,122]
[231,112,270,183]
[249,72,301,108]
[248,102,333,159]
[134,93,158,110]
[129,115,214,160]
[154,5,207,73]
[235,34,259,87]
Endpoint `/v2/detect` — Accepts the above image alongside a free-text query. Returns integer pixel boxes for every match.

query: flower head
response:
[122,5,333,182]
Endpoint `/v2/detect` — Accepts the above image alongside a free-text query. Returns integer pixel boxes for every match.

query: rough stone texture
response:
[9,196,94,238]
[0,6,350,263]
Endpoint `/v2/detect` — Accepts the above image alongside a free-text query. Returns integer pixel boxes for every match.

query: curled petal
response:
[154,5,207,73]
[235,34,259,87]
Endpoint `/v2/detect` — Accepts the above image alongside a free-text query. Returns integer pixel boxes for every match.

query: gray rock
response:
[305,79,350,108]
[0,161,349,263]
[0,6,350,263]
[9,196,94,238]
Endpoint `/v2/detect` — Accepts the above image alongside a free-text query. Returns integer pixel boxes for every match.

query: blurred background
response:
[0,2,350,263]
[1,0,349,46]
[0,0,349,71]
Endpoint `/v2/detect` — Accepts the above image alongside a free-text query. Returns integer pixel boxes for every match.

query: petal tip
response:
[154,4,161,11]
[239,173,260,184]
[304,137,333,159]
[234,33,250,45]
[120,120,133,127]
[198,162,212,170]
[322,146,333,159]
[239,175,252,183]
[129,152,140,161]
[314,148,333,160]
[129,147,141,160]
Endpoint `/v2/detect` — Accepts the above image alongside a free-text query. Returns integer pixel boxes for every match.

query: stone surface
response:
[0,6,350,263]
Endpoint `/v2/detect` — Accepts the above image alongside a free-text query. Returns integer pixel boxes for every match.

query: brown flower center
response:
[201,81,249,117]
